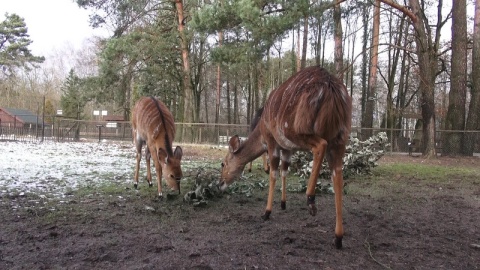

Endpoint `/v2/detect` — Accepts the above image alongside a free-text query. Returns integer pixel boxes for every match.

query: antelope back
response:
[132,96,176,143]
[132,96,182,189]
[262,66,351,147]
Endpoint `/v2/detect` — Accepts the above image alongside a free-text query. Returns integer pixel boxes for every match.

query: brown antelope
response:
[247,107,269,174]
[219,66,352,249]
[132,96,183,199]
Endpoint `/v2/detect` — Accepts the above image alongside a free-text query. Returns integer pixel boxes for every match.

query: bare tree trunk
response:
[296,25,301,72]
[203,83,209,123]
[443,0,467,156]
[226,73,231,124]
[333,0,343,80]
[315,10,323,66]
[233,77,239,124]
[395,20,411,132]
[291,29,296,75]
[363,0,380,138]
[301,15,308,70]
[464,0,480,155]
[380,0,442,158]
[385,13,406,145]
[409,0,437,157]
[215,31,223,125]
[360,3,370,135]
[175,0,193,126]
[349,21,356,97]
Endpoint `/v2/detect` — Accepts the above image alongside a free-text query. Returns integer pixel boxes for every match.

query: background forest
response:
[1,0,479,157]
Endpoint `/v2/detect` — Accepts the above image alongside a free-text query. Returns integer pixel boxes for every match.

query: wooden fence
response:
[1,117,479,155]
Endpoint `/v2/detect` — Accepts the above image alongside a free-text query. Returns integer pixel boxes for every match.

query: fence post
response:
[96,124,103,142]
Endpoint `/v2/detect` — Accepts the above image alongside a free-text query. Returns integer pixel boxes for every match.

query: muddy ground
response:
[0,146,479,269]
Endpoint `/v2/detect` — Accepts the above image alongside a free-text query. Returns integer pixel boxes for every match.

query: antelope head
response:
[219,135,247,191]
[159,146,183,193]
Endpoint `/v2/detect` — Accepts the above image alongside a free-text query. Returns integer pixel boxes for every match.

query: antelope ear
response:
[173,146,183,160]
[158,148,168,164]
[228,135,241,154]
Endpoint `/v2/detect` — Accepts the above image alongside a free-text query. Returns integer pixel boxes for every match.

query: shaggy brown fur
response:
[132,96,183,198]
[220,66,351,249]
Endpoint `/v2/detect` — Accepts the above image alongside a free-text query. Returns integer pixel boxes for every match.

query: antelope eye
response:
[170,174,174,179]
[221,162,225,167]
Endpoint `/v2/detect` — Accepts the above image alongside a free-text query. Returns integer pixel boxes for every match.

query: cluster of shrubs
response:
[184,132,390,204]
[290,132,390,179]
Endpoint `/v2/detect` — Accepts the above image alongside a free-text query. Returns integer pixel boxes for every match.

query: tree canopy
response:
[0,13,45,77]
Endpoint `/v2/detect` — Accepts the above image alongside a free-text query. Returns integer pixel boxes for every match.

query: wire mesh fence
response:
[0,117,251,145]
[1,117,479,156]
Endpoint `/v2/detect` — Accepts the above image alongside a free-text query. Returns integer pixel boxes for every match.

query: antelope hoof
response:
[261,210,271,220]
[134,183,138,189]
[334,235,343,249]
[281,201,286,210]
[308,204,317,216]
[148,182,153,187]
[158,194,164,201]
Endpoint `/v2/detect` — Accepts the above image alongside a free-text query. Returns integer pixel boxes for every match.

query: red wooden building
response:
[0,108,40,128]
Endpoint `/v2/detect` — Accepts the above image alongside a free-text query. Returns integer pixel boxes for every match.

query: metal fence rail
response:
[1,117,479,156]
[0,118,251,145]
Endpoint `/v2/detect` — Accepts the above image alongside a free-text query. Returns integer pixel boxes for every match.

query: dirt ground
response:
[1,146,479,269]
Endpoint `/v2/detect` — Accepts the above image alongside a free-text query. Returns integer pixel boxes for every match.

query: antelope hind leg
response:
[306,141,327,216]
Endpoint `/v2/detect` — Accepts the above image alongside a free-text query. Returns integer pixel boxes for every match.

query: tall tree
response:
[215,29,223,125]
[176,0,194,125]
[0,13,44,77]
[300,15,309,70]
[444,0,467,156]
[60,69,85,119]
[193,0,305,122]
[380,0,449,157]
[464,0,480,155]
[333,0,344,78]
[360,2,371,135]
[362,0,380,138]
[378,9,407,146]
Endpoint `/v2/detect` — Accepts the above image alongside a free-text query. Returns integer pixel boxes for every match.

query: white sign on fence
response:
[106,122,117,128]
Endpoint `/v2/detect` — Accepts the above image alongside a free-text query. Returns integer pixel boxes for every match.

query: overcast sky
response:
[1,0,108,57]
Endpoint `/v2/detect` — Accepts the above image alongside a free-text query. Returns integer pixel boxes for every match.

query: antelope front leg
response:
[134,151,141,189]
[145,147,153,187]
[306,141,327,216]
[134,140,143,189]
[149,146,164,199]
[262,149,280,220]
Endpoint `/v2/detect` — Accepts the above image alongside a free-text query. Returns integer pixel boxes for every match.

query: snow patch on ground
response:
[0,141,136,198]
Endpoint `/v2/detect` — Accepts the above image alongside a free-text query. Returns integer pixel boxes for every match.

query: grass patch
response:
[346,161,480,201]
[73,181,127,197]
[372,163,479,182]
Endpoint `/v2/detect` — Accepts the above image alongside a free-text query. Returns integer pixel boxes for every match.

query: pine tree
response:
[60,69,84,119]
[0,13,44,77]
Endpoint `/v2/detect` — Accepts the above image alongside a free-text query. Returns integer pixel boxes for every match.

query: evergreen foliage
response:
[290,132,390,180]
[192,0,305,64]
[0,13,44,77]
[60,69,87,119]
